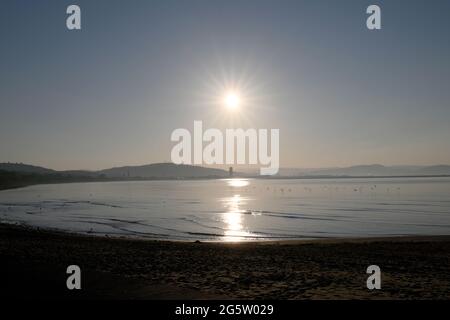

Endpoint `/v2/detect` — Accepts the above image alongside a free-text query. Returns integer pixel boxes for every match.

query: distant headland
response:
[1,162,450,190]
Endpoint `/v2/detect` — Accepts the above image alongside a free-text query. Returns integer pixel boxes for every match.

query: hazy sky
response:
[1,0,450,170]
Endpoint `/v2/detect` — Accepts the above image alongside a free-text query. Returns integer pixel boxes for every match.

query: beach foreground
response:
[1,223,449,300]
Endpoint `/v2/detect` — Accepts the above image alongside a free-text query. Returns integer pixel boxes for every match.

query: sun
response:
[224,91,241,110]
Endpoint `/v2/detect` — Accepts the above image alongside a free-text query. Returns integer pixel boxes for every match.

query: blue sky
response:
[1,0,449,170]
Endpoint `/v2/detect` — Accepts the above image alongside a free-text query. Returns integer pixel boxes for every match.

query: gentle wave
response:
[1,178,450,241]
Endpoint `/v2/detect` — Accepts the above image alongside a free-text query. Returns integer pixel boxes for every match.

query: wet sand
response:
[1,223,449,299]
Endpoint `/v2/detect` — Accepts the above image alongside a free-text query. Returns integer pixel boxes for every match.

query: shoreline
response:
[3,221,450,245]
[2,174,450,192]
[1,222,450,299]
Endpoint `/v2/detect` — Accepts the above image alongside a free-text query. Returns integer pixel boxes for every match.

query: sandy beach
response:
[1,223,449,300]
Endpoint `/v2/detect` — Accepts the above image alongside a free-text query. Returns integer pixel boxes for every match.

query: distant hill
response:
[1,162,449,180]
[0,163,55,174]
[0,162,229,179]
[0,162,230,190]
[98,163,228,178]
[299,164,450,177]
[417,165,450,176]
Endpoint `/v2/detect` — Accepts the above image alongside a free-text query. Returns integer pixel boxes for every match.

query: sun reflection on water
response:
[226,178,250,188]
[221,179,254,242]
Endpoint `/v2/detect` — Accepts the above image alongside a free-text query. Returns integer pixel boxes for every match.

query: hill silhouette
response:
[277,164,450,177]
[1,162,450,184]
[0,162,55,174]
[98,163,228,178]
[0,162,229,182]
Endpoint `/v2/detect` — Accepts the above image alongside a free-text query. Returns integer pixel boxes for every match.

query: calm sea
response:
[1,177,450,241]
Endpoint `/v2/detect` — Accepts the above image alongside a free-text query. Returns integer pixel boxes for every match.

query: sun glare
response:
[224,91,241,110]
